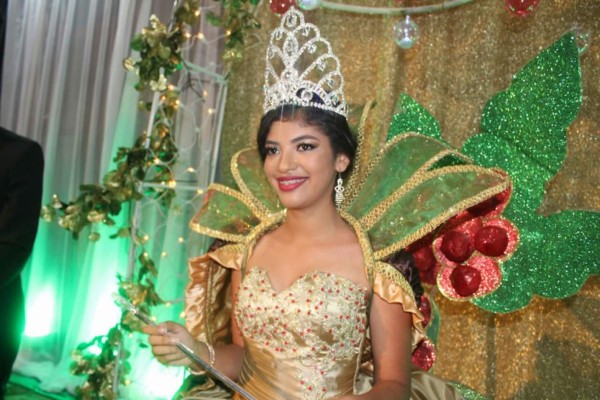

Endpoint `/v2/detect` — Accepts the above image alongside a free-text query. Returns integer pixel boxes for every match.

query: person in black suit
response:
[0,127,44,398]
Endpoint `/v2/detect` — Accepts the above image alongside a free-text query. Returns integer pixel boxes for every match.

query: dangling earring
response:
[334,173,345,209]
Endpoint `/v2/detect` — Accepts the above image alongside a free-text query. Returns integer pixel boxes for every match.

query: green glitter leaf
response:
[477,33,581,178]
[474,211,600,313]
[388,94,443,142]
[461,33,599,313]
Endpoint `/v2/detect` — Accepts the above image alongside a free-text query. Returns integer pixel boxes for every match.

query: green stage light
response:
[24,286,55,337]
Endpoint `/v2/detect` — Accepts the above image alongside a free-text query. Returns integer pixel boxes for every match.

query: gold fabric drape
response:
[217,1,600,398]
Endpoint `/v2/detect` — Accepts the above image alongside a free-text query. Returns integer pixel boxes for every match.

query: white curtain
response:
[1,0,226,397]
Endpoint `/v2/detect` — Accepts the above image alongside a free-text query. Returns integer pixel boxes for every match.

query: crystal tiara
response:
[263,8,348,118]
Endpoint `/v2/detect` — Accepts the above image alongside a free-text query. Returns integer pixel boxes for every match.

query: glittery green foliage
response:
[460,33,600,313]
[388,94,443,142]
[452,383,489,400]
[206,0,261,63]
[389,94,468,173]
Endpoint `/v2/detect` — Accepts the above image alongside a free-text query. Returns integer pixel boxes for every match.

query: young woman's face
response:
[263,120,350,211]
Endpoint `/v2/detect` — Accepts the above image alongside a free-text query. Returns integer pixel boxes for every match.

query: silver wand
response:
[112,293,256,400]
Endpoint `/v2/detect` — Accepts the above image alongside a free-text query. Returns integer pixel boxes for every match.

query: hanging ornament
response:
[270,0,294,15]
[571,25,590,55]
[296,0,322,10]
[393,15,419,49]
[504,0,541,16]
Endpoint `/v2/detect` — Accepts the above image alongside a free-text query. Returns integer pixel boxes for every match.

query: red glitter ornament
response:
[420,265,438,286]
[485,218,520,255]
[412,338,436,371]
[504,0,541,16]
[450,264,481,297]
[412,245,436,272]
[475,225,509,257]
[468,186,511,217]
[269,0,294,14]
[438,256,502,300]
[408,234,439,285]
[440,230,474,263]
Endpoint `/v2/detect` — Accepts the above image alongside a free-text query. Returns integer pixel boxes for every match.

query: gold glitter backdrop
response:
[218,0,600,398]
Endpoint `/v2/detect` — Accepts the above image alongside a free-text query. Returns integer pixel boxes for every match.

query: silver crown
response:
[263,8,347,117]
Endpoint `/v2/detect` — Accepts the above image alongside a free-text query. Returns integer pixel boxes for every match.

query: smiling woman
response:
[262,121,349,210]
[143,7,513,400]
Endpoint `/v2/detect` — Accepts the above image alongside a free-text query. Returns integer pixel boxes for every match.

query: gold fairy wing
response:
[231,148,281,215]
[189,183,263,243]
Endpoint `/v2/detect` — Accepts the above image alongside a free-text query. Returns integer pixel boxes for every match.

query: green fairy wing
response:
[190,149,283,243]
[230,148,281,215]
[189,184,263,243]
[347,132,510,261]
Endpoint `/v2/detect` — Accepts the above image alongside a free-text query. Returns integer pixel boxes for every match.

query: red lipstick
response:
[277,177,307,192]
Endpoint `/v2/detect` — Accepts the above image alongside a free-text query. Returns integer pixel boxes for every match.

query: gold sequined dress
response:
[184,213,467,400]
[235,267,369,398]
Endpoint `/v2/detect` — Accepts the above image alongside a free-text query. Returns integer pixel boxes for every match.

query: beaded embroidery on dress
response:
[235,268,368,399]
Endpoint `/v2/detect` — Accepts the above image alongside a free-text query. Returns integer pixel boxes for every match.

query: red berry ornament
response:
[450,264,481,297]
[475,225,509,257]
[413,245,436,272]
[440,230,474,263]
[412,339,436,371]
[269,0,294,14]
[504,0,541,16]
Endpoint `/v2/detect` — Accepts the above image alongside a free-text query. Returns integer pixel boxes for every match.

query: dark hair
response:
[256,105,357,178]
[385,250,424,307]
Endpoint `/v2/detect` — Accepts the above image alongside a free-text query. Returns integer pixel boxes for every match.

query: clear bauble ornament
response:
[571,25,590,55]
[296,0,321,11]
[393,15,419,49]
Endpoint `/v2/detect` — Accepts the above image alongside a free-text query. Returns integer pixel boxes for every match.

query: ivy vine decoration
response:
[41,0,262,239]
[70,326,130,399]
[205,0,261,63]
[41,13,194,241]
[49,1,263,398]
[62,2,202,398]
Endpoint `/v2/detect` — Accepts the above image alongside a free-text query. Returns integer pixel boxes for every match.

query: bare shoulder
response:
[327,225,367,286]
[246,225,288,268]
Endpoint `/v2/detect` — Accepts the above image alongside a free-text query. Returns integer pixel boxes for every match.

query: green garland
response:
[206,0,261,63]
[43,1,261,398]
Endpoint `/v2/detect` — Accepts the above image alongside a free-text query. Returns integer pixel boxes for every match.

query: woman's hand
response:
[142,321,200,367]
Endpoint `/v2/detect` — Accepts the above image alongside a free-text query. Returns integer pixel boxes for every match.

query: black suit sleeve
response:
[0,139,44,288]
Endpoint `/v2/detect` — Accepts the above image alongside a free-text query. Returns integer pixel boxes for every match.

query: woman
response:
[144,8,508,399]
[144,104,428,399]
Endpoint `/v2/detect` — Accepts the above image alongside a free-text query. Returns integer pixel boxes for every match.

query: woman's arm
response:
[340,294,413,400]
[143,269,246,380]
